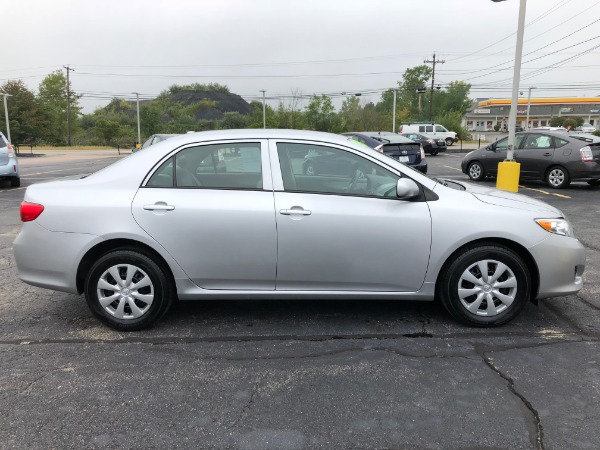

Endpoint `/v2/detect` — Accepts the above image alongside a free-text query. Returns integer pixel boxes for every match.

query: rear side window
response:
[554,138,569,148]
[425,126,433,133]
[523,134,552,149]
[419,126,425,132]
[147,157,174,187]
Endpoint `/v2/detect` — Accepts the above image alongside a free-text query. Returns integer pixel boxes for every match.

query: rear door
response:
[131,140,277,290]
[515,133,554,179]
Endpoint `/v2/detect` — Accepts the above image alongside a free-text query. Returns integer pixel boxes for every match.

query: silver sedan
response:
[13,130,585,330]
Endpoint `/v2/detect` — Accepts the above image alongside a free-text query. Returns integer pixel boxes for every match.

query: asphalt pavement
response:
[0,150,599,449]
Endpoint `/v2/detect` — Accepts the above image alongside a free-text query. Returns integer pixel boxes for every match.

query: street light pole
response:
[260,90,266,129]
[133,92,141,147]
[494,0,527,192]
[525,86,536,130]
[1,93,12,143]
[392,89,397,133]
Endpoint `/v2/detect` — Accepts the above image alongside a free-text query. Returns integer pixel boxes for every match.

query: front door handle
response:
[144,203,175,211]
[280,208,311,216]
[543,152,552,157]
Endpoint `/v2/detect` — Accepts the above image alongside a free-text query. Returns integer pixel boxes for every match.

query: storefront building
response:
[463,97,600,132]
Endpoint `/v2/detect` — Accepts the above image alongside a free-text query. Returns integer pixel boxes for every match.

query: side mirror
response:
[396,178,420,200]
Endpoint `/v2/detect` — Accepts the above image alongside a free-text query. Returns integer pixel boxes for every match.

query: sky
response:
[3,0,600,113]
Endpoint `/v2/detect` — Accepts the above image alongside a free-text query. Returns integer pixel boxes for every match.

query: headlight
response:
[535,218,572,237]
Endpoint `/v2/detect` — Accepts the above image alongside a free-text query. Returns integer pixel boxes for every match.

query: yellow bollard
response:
[496,161,520,192]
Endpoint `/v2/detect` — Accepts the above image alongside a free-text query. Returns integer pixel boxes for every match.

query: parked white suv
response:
[0,131,20,187]
[399,123,458,146]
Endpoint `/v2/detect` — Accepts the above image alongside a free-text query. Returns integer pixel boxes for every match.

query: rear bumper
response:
[412,161,428,174]
[13,222,99,294]
[567,161,600,181]
[529,234,585,298]
[0,157,19,177]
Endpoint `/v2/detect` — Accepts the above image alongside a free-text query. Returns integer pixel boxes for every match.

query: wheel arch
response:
[76,238,176,294]
[435,237,540,302]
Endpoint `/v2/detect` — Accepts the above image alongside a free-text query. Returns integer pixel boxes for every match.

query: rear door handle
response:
[543,153,552,157]
[280,208,311,216]
[144,203,175,211]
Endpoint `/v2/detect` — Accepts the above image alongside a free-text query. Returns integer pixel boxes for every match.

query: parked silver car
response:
[14,130,585,330]
[0,131,20,187]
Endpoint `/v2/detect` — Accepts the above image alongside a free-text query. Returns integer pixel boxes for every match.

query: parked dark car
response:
[133,134,180,153]
[400,132,447,155]
[343,132,427,173]
[461,131,600,188]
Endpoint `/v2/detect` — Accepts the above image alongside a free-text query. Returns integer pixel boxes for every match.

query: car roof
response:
[359,131,415,144]
[571,133,600,143]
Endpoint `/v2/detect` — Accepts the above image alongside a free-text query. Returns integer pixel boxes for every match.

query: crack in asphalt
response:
[0,330,586,346]
[481,353,544,450]
[228,375,264,430]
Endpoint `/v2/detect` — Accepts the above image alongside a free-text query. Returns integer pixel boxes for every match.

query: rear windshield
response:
[383,143,420,152]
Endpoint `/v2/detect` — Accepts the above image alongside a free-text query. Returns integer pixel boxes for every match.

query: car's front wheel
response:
[439,244,531,327]
[546,166,570,189]
[84,249,174,331]
[467,161,485,181]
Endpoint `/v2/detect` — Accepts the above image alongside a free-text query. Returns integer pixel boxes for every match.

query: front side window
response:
[277,142,399,198]
[435,125,446,132]
[494,135,524,150]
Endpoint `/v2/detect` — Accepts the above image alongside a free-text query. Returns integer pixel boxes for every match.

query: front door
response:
[272,141,432,292]
[132,140,277,290]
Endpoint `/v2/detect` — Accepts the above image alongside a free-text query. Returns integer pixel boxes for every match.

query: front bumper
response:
[529,233,585,298]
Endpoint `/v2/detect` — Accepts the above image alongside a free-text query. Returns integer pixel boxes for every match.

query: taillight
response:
[427,139,435,144]
[20,202,44,222]
[580,146,593,162]
[7,143,14,158]
[420,144,426,159]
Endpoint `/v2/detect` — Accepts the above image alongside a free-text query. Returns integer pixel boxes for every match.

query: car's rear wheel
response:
[467,161,485,181]
[10,177,20,188]
[84,249,174,331]
[546,166,570,189]
[445,138,454,146]
[439,245,531,327]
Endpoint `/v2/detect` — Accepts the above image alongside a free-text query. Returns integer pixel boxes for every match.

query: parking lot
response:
[1,150,599,449]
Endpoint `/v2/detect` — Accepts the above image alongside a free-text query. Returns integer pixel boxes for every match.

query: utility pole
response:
[424,53,445,122]
[392,89,397,133]
[1,92,12,143]
[525,86,536,130]
[260,90,266,129]
[63,65,75,146]
[133,92,141,147]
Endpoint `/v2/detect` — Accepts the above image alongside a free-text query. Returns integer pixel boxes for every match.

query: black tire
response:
[445,138,454,147]
[430,149,439,156]
[467,161,485,181]
[438,244,531,327]
[84,249,174,331]
[545,165,570,189]
[10,177,20,188]
[587,179,600,187]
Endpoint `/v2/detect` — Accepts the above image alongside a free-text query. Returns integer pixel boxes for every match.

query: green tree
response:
[219,111,249,129]
[304,95,342,132]
[397,65,432,119]
[0,80,45,145]
[38,70,80,145]
[436,110,469,140]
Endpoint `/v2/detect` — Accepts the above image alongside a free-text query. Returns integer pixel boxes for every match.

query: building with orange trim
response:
[464,97,600,132]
